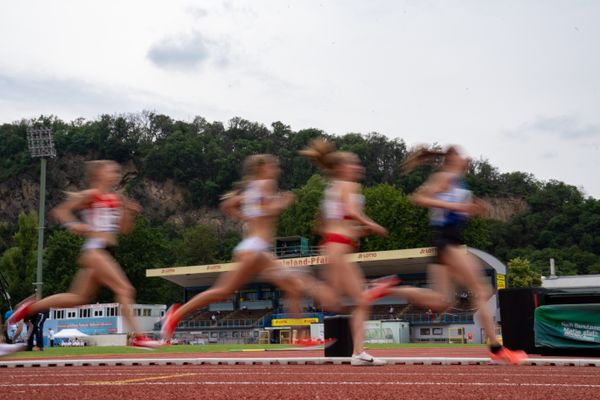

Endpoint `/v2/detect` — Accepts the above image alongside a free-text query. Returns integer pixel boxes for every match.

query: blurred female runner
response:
[301,139,398,366]
[161,154,338,343]
[398,145,527,364]
[8,160,159,348]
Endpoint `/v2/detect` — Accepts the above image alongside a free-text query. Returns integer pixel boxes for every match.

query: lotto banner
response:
[535,304,600,348]
[272,318,319,327]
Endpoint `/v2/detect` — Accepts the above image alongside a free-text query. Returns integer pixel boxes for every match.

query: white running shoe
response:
[351,351,386,366]
[0,343,25,358]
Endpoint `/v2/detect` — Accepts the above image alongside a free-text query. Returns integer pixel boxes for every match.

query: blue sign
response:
[45,317,118,335]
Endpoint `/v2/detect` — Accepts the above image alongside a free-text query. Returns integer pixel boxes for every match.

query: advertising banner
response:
[535,304,600,348]
[272,318,319,327]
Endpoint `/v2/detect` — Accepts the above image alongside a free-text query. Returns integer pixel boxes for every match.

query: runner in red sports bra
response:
[8,160,159,349]
[301,139,391,366]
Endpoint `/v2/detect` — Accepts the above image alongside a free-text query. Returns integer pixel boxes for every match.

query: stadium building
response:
[146,237,507,345]
[43,303,166,346]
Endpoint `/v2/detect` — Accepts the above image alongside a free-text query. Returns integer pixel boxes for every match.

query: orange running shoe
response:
[364,275,401,303]
[161,303,181,342]
[489,347,527,365]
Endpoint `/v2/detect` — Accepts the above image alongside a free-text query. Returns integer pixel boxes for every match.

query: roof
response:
[542,274,600,289]
[146,246,505,288]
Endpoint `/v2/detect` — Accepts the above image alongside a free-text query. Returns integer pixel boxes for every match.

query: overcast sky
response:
[1,1,598,197]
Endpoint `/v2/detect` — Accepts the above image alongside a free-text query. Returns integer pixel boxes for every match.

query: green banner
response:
[535,304,600,348]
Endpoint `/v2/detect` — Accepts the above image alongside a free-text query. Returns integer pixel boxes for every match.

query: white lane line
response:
[1,381,600,388]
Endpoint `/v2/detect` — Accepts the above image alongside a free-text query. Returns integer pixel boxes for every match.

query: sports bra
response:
[429,175,472,227]
[321,181,364,221]
[240,180,271,219]
[80,193,122,233]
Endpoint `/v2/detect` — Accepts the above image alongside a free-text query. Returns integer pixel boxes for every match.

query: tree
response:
[174,224,220,266]
[112,217,180,304]
[278,174,327,243]
[361,184,429,251]
[43,229,83,296]
[507,257,541,288]
[0,212,38,302]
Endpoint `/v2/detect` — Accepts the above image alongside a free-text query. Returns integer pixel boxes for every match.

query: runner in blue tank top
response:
[404,145,527,365]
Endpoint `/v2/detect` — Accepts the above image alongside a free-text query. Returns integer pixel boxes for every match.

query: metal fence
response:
[371,312,474,325]
[177,319,258,329]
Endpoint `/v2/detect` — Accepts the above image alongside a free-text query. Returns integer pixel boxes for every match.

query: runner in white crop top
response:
[321,181,365,221]
[240,180,271,220]
[161,154,339,343]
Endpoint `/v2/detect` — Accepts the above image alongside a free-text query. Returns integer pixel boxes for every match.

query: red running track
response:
[1,363,600,400]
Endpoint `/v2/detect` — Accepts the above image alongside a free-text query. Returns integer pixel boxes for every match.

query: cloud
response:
[532,116,600,140]
[147,31,211,70]
[187,7,208,18]
[506,115,600,141]
[540,151,558,159]
[0,73,138,113]
[0,71,211,121]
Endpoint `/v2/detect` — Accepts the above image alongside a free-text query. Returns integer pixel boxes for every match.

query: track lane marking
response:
[84,372,198,385]
[2,381,600,388]
[7,371,600,379]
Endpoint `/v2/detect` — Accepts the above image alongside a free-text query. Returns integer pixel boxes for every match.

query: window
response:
[106,307,117,317]
[143,309,152,317]
[94,309,103,317]
[432,328,443,336]
[67,311,77,319]
[419,328,431,336]
[53,310,65,319]
[134,309,142,317]
[80,309,91,318]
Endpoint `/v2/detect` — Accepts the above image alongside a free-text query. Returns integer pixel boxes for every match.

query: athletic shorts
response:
[82,238,108,251]
[431,223,465,258]
[233,237,271,254]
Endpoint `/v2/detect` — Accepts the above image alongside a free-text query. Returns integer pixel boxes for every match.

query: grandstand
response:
[146,240,507,345]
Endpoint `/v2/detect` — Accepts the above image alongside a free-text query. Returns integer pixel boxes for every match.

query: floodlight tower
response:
[26,127,56,300]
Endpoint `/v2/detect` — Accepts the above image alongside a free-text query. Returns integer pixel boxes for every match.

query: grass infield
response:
[3,343,484,359]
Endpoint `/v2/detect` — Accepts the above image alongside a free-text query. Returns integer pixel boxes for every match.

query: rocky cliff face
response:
[0,155,239,232]
[1,155,527,229]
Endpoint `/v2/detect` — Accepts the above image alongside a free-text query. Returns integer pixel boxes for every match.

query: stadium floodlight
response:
[27,127,56,300]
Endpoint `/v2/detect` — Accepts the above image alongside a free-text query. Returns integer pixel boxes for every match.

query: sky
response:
[1,0,599,197]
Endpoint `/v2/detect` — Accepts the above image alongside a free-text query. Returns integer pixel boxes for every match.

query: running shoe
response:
[489,347,527,365]
[351,351,386,366]
[8,295,36,324]
[160,303,181,342]
[363,275,401,303]
[131,336,161,350]
[0,343,25,358]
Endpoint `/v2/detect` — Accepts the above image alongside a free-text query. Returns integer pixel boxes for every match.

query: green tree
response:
[0,212,38,302]
[43,229,83,296]
[174,224,220,266]
[507,257,541,288]
[278,174,327,242]
[112,217,180,304]
[361,184,429,251]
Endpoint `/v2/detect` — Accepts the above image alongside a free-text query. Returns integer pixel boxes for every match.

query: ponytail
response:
[401,145,459,175]
[300,139,357,176]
